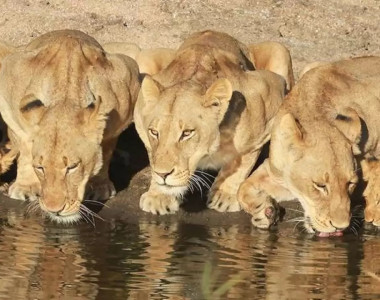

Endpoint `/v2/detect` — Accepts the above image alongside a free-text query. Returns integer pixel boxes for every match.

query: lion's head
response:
[270,112,359,234]
[30,106,105,223]
[134,76,233,196]
[0,30,139,223]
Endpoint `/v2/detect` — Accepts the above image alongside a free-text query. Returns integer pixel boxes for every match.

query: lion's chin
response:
[47,212,82,225]
[157,184,188,197]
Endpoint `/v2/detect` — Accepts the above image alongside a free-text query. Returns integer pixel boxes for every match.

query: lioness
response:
[238,56,380,235]
[0,30,140,223]
[104,40,294,91]
[134,30,288,214]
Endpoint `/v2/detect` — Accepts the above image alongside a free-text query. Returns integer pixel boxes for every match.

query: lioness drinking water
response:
[133,30,292,215]
[0,30,140,223]
[238,56,380,235]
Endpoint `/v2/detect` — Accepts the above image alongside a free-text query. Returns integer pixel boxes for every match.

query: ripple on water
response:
[0,200,379,299]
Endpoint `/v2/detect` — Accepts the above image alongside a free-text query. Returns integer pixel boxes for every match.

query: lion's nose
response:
[155,169,174,180]
[330,220,349,231]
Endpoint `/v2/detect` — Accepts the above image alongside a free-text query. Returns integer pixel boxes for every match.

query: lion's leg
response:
[8,142,41,201]
[238,159,294,229]
[139,180,180,215]
[207,150,260,212]
[85,137,118,201]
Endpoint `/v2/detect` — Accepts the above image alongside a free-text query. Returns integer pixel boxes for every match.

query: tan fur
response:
[134,30,286,215]
[248,41,294,91]
[0,30,140,224]
[299,61,328,78]
[361,159,380,226]
[103,42,176,75]
[104,38,294,87]
[238,56,380,233]
[102,41,141,60]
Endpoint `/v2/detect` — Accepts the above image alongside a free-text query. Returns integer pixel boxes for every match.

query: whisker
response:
[194,171,215,186]
[190,176,203,197]
[79,210,90,225]
[193,174,211,190]
[25,201,41,216]
[81,204,104,222]
[79,206,94,226]
[286,208,304,214]
[188,179,194,193]
[293,220,304,233]
[79,206,95,227]
[83,199,109,208]
[285,217,306,223]
[194,170,216,180]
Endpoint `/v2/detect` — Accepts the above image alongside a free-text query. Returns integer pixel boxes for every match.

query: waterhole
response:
[0,193,379,300]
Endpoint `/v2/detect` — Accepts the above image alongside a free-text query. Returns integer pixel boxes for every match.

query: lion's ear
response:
[0,41,15,69]
[203,78,233,123]
[203,78,233,107]
[332,107,363,155]
[140,75,162,105]
[270,113,305,170]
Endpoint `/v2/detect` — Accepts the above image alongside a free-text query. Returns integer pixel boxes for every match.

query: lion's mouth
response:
[304,216,344,237]
[315,230,344,237]
[47,212,82,224]
[157,183,189,196]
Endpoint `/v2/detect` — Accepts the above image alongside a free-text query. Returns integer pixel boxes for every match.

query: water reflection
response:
[0,200,379,299]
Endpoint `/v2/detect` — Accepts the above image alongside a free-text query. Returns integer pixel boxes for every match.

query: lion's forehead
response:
[150,111,203,132]
[3,45,109,107]
[7,34,107,82]
[151,95,205,124]
[298,141,355,179]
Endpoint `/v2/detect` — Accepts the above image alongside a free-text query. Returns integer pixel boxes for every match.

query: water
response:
[0,196,379,300]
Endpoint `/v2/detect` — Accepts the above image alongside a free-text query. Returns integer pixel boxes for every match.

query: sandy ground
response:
[0,0,379,225]
[1,0,379,76]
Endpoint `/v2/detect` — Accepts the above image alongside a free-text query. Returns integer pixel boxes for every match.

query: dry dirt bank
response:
[0,0,379,224]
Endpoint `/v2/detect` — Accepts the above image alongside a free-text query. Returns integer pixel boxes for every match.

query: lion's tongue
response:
[317,231,344,238]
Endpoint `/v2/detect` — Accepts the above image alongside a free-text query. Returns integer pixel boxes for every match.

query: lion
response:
[238,56,380,235]
[0,30,140,224]
[104,39,294,91]
[133,30,289,215]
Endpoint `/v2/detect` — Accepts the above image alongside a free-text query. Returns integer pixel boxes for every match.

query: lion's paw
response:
[140,191,179,215]
[250,198,280,229]
[85,179,116,201]
[207,190,241,212]
[8,182,41,201]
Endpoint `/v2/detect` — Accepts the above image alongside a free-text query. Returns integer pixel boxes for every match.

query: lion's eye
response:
[149,129,159,139]
[34,166,45,175]
[313,181,328,194]
[66,162,79,174]
[179,129,195,141]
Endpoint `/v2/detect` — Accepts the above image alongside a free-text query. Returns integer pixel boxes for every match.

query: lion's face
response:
[31,112,103,223]
[0,31,138,223]
[134,76,232,196]
[271,113,358,233]
[362,160,380,226]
